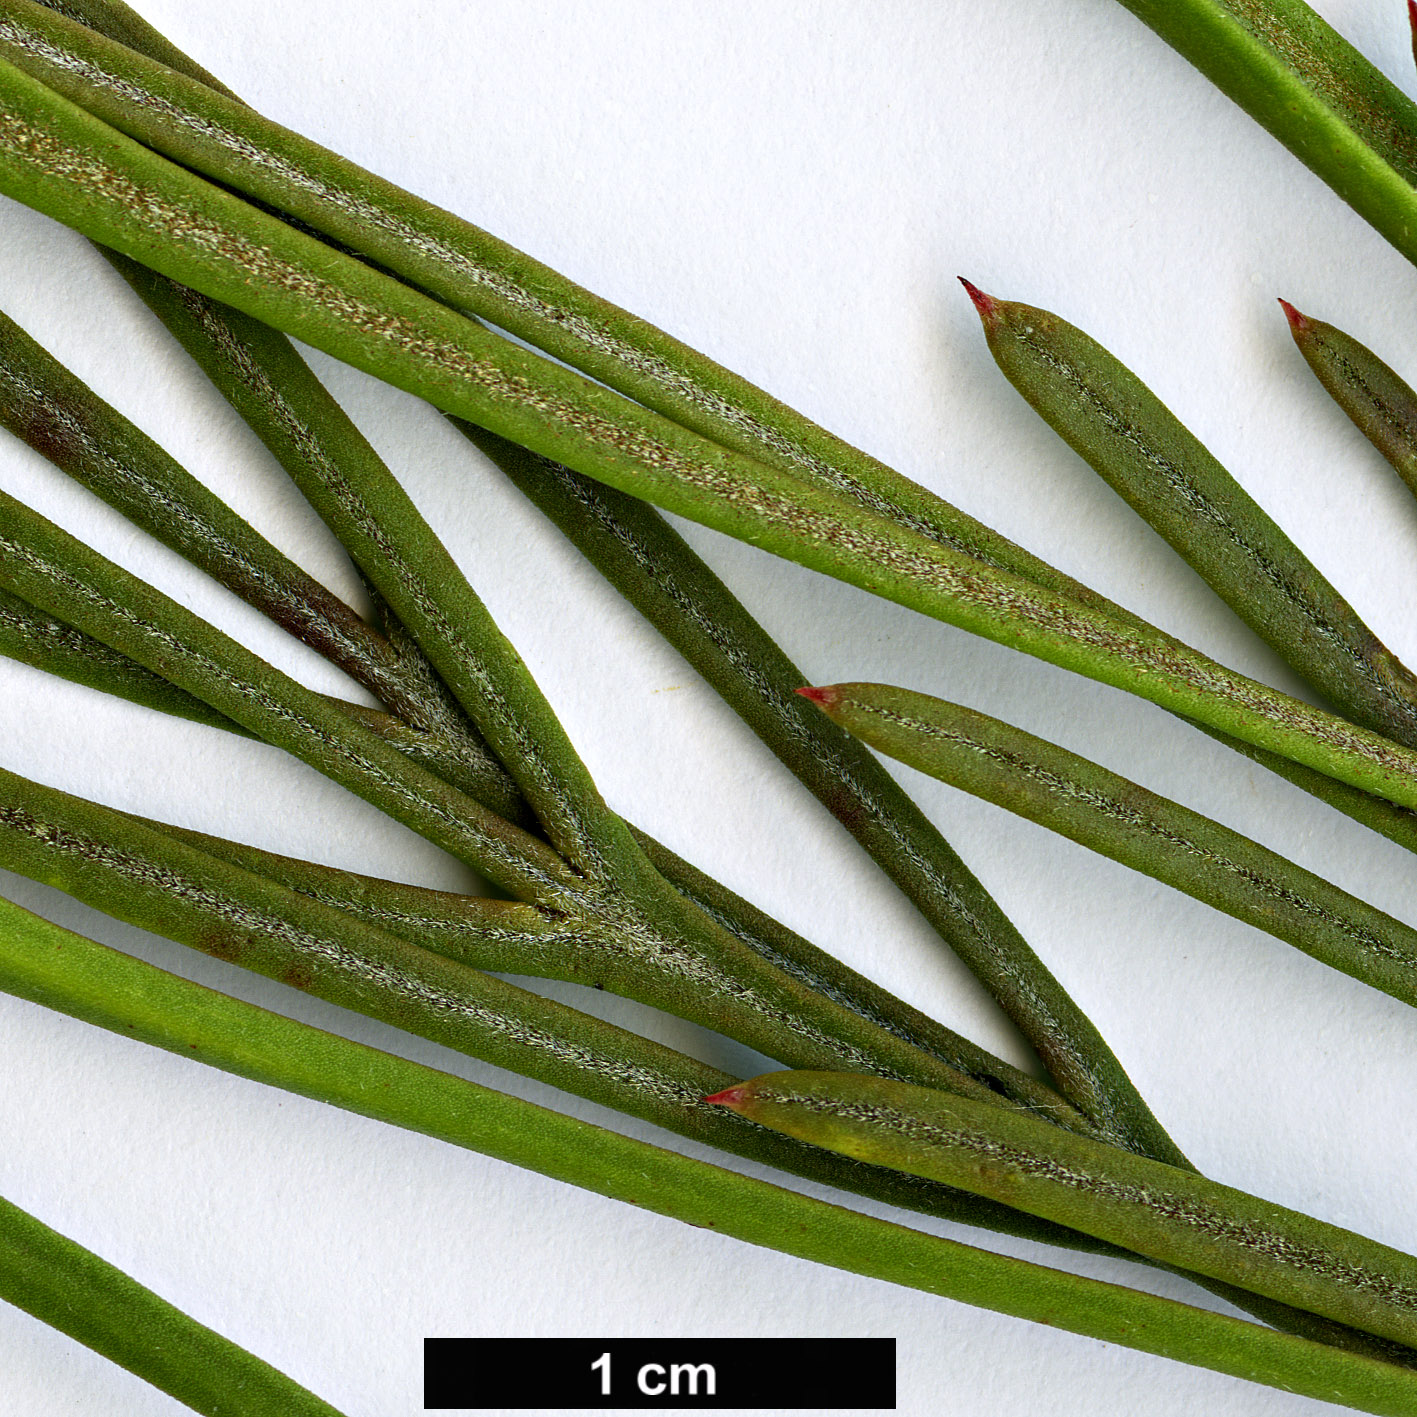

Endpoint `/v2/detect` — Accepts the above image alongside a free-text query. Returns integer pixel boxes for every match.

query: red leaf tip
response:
[703,1086,747,1108]
[795,685,838,709]
[1277,297,1311,334]
[1409,0,1417,35]
[958,277,999,322]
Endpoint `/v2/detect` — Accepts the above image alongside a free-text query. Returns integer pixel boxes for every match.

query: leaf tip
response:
[703,1085,748,1109]
[796,685,839,709]
[959,277,1000,324]
[1277,297,1311,335]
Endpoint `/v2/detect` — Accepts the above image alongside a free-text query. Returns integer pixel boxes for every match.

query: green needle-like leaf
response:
[9,598,1399,1349]
[95,253,577,842]
[803,680,1417,1011]
[102,252,654,888]
[709,1068,1417,1353]
[1281,297,1417,504]
[0,591,1059,1117]
[36,15,1417,1319]
[2,0,1417,1371]
[29,0,230,96]
[146,809,1075,1126]
[95,127,1174,1154]
[13,22,1417,844]
[0,581,240,731]
[964,282,1417,750]
[0,536,1075,1120]
[1182,723,1417,861]
[0,303,527,819]
[0,303,396,689]
[0,0,1176,616]
[0,579,529,814]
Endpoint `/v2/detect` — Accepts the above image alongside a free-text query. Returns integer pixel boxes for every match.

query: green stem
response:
[0,1193,344,1416]
[1111,1,1417,279]
[5,893,1417,1414]
[803,681,1417,1011]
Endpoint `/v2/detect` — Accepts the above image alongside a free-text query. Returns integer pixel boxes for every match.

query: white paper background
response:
[1,1,1416,1412]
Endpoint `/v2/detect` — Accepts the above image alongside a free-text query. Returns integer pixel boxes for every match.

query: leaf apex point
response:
[1277,297,1310,333]
[703,1086,747,1108]
[958,277,999,322]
